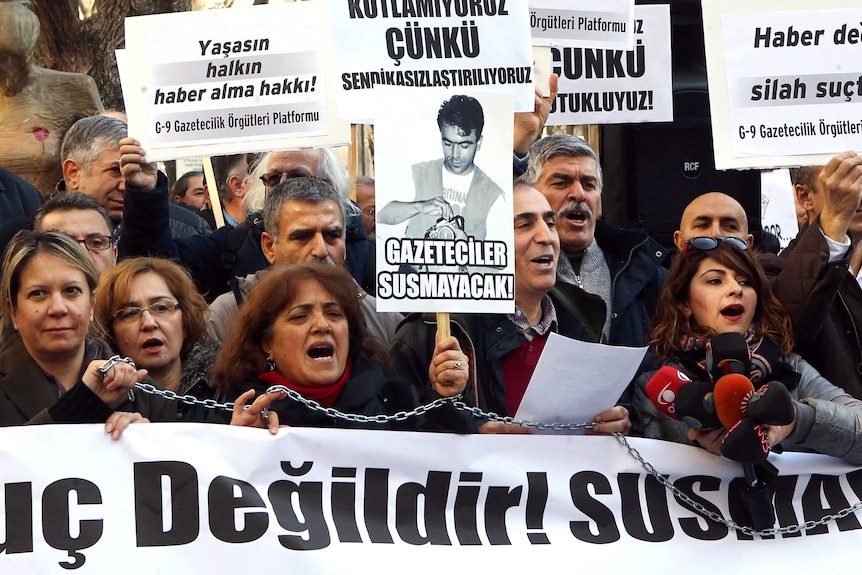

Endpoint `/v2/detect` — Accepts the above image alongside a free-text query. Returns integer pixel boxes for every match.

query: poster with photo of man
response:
[374,89,514,314]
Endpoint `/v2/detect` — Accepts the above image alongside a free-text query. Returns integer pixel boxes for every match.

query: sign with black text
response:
[324,0,534,122]
[703,0,862,169]
[123,3,349,162]
[547,4,672,126]
[530,0,635,50]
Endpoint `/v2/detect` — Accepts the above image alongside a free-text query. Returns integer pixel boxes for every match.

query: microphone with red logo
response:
[645,366,721,429]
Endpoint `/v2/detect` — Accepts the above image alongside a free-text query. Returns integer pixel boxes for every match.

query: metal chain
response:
[134,382,237,411]
[450,401,596,431]
[132,382,861,535]
[613,433,862,537]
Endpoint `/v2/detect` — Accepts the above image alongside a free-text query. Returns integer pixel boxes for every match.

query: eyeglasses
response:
[73,235,114,252]
[113,299,181,323]
[259,172,289,189]
[684,236,749,255]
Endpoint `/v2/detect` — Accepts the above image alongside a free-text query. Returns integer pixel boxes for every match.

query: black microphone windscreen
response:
[674,380,721,429]
[747,381,795,426]
[721,417,770,464]
[706,332,751,382]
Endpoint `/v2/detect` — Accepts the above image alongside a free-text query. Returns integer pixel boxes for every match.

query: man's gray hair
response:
[523,134,603,191]
[61,116,127,170]
[244,147,351,215]
[262,176,349,241]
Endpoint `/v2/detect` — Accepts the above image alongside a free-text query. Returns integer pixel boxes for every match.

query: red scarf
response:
[257,359,353,408]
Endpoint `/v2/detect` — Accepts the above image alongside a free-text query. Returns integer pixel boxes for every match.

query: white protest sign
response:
[373,88,514,313]
[703,0,862,169]
[324,0,534,122]
[761,169,798,251]
[547,4,672,126]
[123,3,349,162]
[529,0,634,50]
[2,424,862,573]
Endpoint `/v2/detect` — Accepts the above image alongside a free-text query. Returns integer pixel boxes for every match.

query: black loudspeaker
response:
[600,0,762,250]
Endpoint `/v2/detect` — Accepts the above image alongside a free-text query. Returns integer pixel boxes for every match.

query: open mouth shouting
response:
[307,341,335,362]
[720,304,745,322]
[560,201,593,228]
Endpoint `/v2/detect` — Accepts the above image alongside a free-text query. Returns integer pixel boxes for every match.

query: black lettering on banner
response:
[0,482,33,555]
[801,474,862,535]
[42,479,103,570]
[617,473,673,542]
[395,471,452,545]
[208,476,269,543]
[134,461,200,547]
[268,461,330,550]
[672,475,729,541]
[525,472,550,544]
[331,467,362,543]
[364,468,395,543]
[454,472,483,545]
[376,271,514,300]
[569,471,620,544]
[845,468,862,498]
[484,484,522,545]
[771,475,802,538]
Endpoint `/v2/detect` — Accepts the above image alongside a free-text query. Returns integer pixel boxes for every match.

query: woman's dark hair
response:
[93,257,208,359]
[651,241,794,361]
[214,263,389,393]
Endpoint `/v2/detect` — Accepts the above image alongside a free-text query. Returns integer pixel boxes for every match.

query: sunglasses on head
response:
[683,236,749,255]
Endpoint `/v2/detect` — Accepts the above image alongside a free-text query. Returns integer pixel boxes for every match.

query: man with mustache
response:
[523,134,668,348]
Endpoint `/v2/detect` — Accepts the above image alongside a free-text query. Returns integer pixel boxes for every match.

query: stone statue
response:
[0,0,103,197]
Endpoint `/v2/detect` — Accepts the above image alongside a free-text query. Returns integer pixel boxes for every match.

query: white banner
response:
[547,4,673,126]
[2,424,862,573]
[703,0,862,170]
[123,4,349,162]
[324,0,534,122]
[529,0,634,50]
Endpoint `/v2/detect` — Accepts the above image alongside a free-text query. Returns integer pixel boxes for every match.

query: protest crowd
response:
[2,2,862,558]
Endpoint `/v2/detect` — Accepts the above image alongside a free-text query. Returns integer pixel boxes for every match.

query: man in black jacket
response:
[118,139,375,302]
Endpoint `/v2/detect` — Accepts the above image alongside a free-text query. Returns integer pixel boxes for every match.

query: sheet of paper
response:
[515,332,647,434]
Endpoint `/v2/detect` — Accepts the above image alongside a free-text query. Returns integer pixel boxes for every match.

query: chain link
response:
[133,382,862,535]
[613,433,862,537]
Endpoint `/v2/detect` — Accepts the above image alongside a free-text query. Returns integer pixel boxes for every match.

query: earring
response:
[265,354,276,372]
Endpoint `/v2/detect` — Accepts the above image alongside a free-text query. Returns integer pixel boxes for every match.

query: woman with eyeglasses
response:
[94,257,225,422]
[632,238,862,464]
[0,231,174,435]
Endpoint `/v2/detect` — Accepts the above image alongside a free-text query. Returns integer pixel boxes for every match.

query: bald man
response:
[674,191,753,251]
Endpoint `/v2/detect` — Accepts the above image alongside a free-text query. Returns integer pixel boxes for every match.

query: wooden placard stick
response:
[436,312,450,343]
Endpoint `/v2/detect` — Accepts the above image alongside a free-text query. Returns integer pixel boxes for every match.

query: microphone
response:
[714,373,756,429]
[746,381,795,426]
[721,417,770,464]
[706,332,750,382]
[645,366,691,419]
[674,380,721,429]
